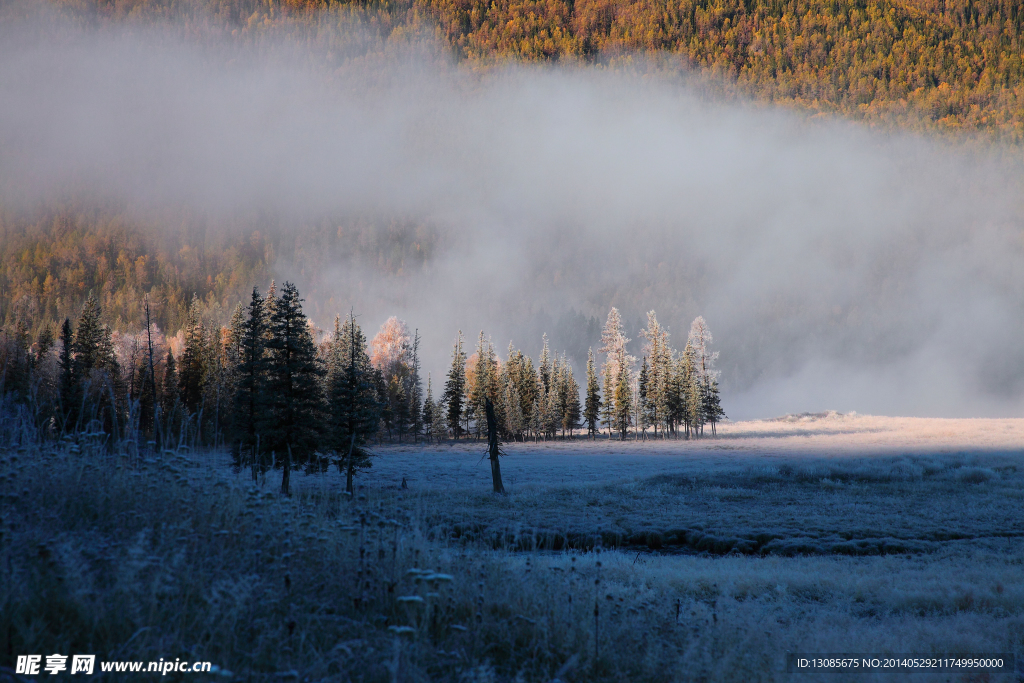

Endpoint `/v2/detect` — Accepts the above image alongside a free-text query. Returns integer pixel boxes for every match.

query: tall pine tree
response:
[327,312,380,494]
[584,347,601,439]
[263,282,324,494]
[231,287,268,472]
[444,332,467,439]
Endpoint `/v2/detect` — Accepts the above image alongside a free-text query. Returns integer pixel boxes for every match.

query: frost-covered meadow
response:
[287,412,1023,680]
[5,413,1022,681]
[359,413,1024,556]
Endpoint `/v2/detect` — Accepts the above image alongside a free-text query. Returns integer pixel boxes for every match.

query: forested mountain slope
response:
[3,0,1024,354]
[48,0,1024,142]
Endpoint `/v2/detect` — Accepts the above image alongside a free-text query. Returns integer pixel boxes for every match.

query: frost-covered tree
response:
[640,311,671,438]
[443,331,467,439]
[408,330,423,441]
[538,333,552,398]
[638,356,650,440]
[584,347,601,439]
[467,331,499,439]
[560,354,582,437]
[598,307,633,436]
[612,360,632,440]
[502,376,525,440]
[703,376,726,436]
[371,316,413,441]
[680,341,702,439]
[422,372,435,442]
[687,316,719,437]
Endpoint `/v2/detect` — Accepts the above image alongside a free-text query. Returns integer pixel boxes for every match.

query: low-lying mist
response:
[3,7,1024,419]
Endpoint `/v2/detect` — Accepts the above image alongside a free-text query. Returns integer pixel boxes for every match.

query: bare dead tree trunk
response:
[485,398,505,494]
[281,444,292,496]
[145,298,161,451]
[345,432,356,495]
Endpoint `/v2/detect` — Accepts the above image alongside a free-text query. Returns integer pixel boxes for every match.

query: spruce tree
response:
[74,293,104,375]
[443,332,466,439]
[57,317,77,427]
[431,388,448,441]
[598,308,632,436]
[232,287,268,471]
[562,355,582,437]
[584,347,601,439]
[409,330,423,441]
[613,359,632,440]
[161,349,180,437]
[703,376,726,436]
[503,378,525,440]
[72,293,119,433]
[468,331,490,438]
[666,352,684,438]
[640,311,671,438]
[529,395,542,442]
[687,317,718,437]
[538,334,552,397]
[327,312,380,494]
[638,356,650,440]
[681,341,702,439]
[263,282,325,494]
[422,373,435,442]
[178,295,206,414]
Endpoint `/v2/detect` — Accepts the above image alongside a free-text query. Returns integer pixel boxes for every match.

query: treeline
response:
[0,282,724,489]
[46,0,1024,143]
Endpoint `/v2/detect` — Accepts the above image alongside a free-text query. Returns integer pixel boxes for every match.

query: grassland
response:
[2,412,1022,681]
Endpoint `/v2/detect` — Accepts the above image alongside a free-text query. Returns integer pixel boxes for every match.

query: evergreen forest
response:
[0,281,725,492]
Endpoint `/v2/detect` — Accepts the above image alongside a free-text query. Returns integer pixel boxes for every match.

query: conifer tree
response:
[422,373,435,442]
[263,282,324,494]
[613,359,632,440]
[57,317,77,426]
[703,376,726,436]
[74,293,117,379]
[538,334,552,397]
[73,293,103,375]
[584,347,601,439]
[178,295,206,414]
[468,331,492,439]
[666,351,684,438]
[681,341,702,439]
[409,330,423,441]
[529,395,542,442]
[431,387,448,441]
[550,354,565,437]
[561,354,582,437]
[443,331,466,439]
[226,303,245,368]
[687,317,718,437]
[598,308,632,436]
[327,312,380,494]
[638,356,650,440]
[232,287,268,470]
[370,316,412,441]
[640,311,671,437]
[502,377,525,440]
[161,349,180,434]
